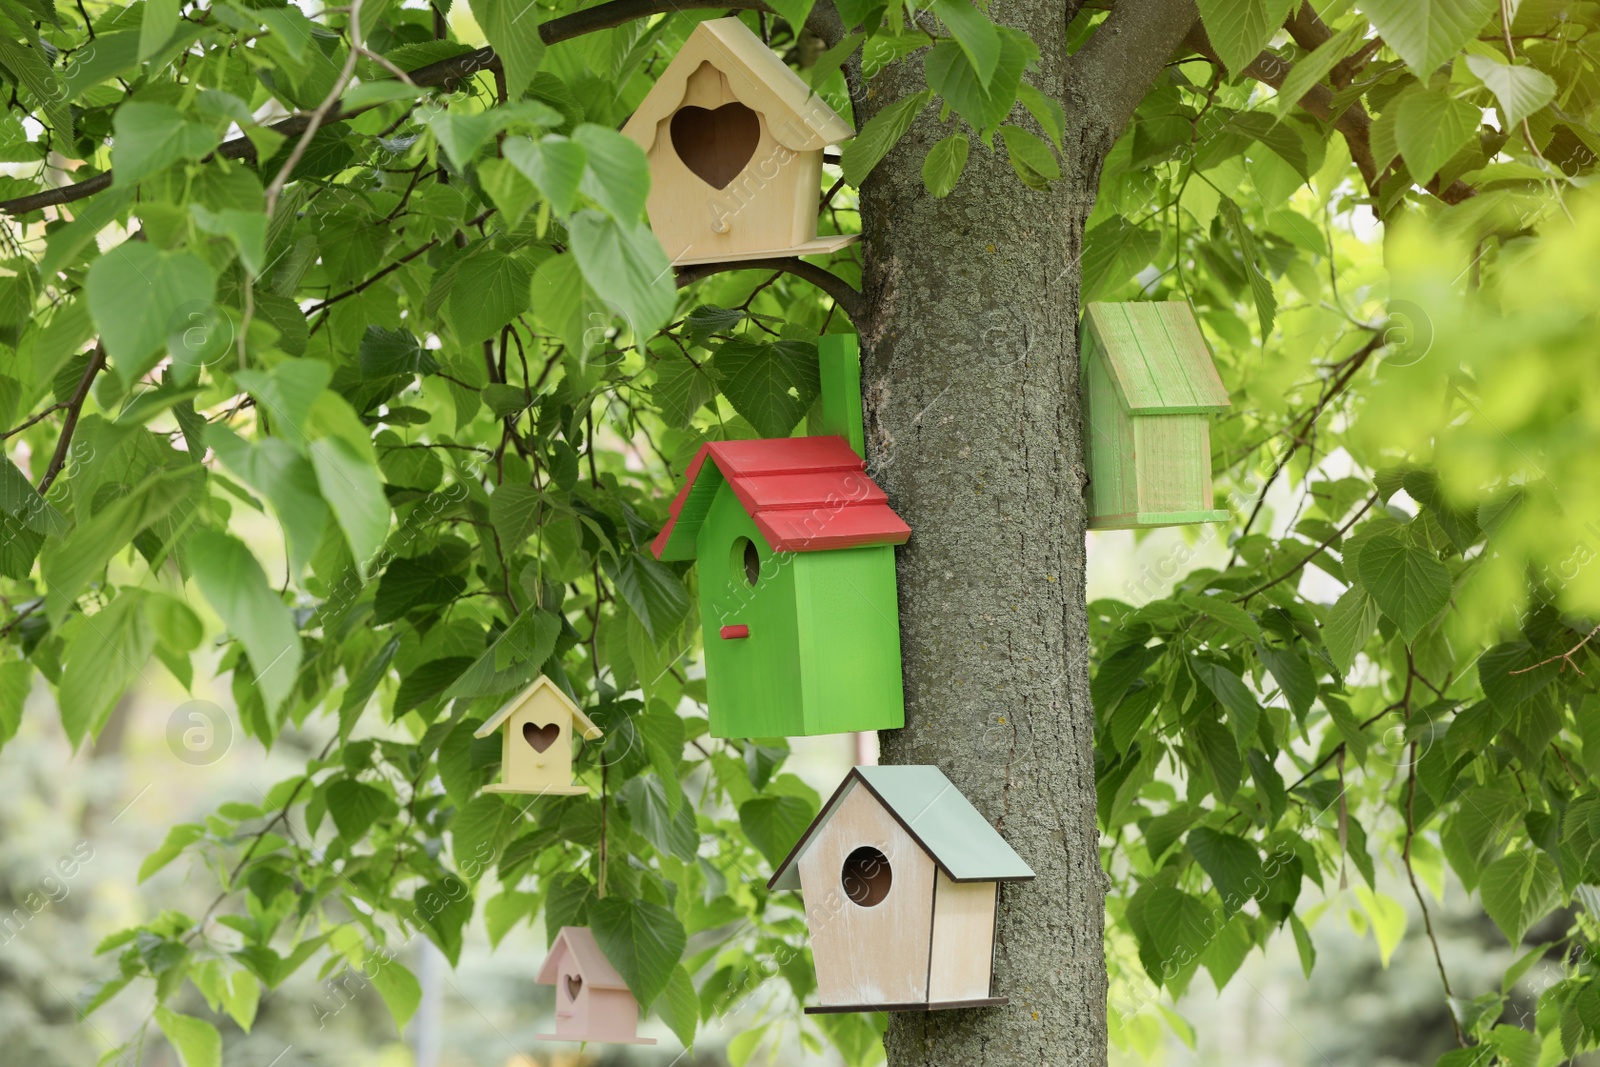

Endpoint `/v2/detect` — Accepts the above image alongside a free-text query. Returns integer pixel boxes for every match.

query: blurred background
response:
[0,475,1562,1067]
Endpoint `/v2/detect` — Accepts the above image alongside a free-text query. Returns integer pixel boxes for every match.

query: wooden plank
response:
[795,547,906,735]
[1124,302,1201,410]
[797,781,936,1007]
[1156,302,1231,409]
[1085,355,1136,525]
[1084,303,1162,410]
[1134,414,1205,514]
[927,874,998,1003]
[818,334,866,457]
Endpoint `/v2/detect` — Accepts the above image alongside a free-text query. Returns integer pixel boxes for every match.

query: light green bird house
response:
[1081,301,1232,529]
[650,336,910,738]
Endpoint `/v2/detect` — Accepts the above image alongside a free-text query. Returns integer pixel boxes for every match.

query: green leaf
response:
[0,32,69,135]
[1258,644,1317,720]
[923,30,1032,135]
[590,897,687,1007]
[1479,850,1559,944]
[1081,215,1160,301]
[1194,717,1241,801]
[840,91,932,187]
[219,969,260,1033]
[1289,912,1316,976]
[740,794,817,866]
[1355,0,1498,78]
[209,428,328,574]
[138,0,179,60]
[1323,586,1380,673]
[373,552,469,623]
[154,1008,221,1067]
[0,659,29,750]
[620,772,698,860]
[922,132,970,198]
[87,242,217,384]
[59,593,154,748]
[1195,0,1297,75]
[505,135,586,215]
[189,531,302,715]
[1465,54,1556,128]
[657,964,699,1047]
[1191,660,1260,747]
[489,482,542,549]
[445,608,560,698]
[1355,534,1452,643]
[1395,89,1481,182]
[41,472,193,622]
[1276,23,1365,114]
[545,871,595,942]
[369,958,422,1031]
[567,210,675,339]
[930,0,1000,85]
[447,245,533,346]
[415,878,473,966]
[113,103,220,187]
[140,823,205,883]
[997,125,1060,190]
[574,123,650,220]
[1016,81,1066,149]
[1354,885,1407,966]
[310,436,390,569]
[608,553,690,645]
[1218,197,1276,339]
[712,338,821,438]
[1187,827,1265,913]
[467,0,545,97]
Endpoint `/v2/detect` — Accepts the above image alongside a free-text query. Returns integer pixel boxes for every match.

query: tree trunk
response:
[849,1,1196,1062]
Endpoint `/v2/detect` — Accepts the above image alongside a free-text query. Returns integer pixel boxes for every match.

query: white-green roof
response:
[768,766,1035,890]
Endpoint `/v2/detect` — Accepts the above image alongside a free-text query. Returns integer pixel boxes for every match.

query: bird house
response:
[767,766,1035,1013]
[1081,301,1232,529]
[621,17,858,265]
[650,396,908,736]
[536,926,656,1046]
[474,675,602,796]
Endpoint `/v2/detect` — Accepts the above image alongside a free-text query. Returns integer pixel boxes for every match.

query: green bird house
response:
[650,337,909,738]
[1082,300,1232,529]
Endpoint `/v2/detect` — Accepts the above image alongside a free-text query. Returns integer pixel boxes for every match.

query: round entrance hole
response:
[731,537,761,587]
[840,846,893,907]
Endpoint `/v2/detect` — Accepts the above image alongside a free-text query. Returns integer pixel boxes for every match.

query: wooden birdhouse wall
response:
[696,485,904,737]
[796,784,935,1007]
[502,701,573,788]
[926,872,999,1003]
[1081,301,1231,530]
[640,62,823,263]
[551,948,591,1031]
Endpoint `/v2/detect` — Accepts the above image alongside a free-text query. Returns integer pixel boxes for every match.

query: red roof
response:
[651,437,910,559]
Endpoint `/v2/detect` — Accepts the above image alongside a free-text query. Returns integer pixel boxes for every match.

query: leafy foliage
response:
[0,0,1596,1064]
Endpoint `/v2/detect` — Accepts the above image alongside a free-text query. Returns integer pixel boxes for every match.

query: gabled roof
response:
[536,926,629,990]
[474,675,603,739]
[768,766,1035,891]
[621,17,854,154]
[1083,301,1231,414]
[651,436,910,561]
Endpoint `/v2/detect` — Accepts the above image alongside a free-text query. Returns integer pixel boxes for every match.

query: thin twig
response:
[264,0,366,218]
[1510,623,1600,676]
[1234,493,1379,603]
[37,344,106,493]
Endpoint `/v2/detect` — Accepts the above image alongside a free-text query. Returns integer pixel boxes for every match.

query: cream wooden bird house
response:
[767,766,1035,1013]
[474,675,602,796]
[536,926,657,1045]
[621,17,858,265]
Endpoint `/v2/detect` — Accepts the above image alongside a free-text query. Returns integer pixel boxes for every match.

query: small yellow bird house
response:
[621,17,857,265]
[474,675,602,796]
[1082,301,1232,529]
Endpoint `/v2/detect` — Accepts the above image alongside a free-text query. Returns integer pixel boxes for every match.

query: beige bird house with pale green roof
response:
[1082,301,1232,529]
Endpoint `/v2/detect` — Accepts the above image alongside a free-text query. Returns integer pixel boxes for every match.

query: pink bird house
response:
[536,926,657,1046]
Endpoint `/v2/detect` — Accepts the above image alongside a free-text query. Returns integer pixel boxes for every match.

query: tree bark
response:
[850,1,1197,1063]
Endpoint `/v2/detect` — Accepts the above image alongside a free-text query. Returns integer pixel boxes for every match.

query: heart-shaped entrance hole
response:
[670,103,760,190]
[565,974,583,1001]
[523,721,560,753]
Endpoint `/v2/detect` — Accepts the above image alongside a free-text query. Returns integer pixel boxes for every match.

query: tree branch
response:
[1184,16,1476,206]
[1066,0,1199,147]
[1233,492,1378,603]
[2,0,831,217]
[675,257,863,320]
[37,343,106,493]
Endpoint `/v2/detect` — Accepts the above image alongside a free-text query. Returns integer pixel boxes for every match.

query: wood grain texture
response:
[928,874,999,1004]
[797,781,936,1008]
